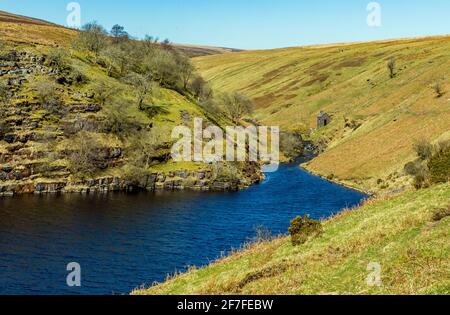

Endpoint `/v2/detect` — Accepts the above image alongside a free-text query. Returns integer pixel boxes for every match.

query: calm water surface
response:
[0,164,366,294]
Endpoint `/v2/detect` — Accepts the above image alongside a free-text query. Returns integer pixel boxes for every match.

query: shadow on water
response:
[0,163,367,295]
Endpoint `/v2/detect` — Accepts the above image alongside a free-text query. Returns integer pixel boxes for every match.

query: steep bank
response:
[193,36,450,193]
[0,12,261,196]
[134,183,450,295]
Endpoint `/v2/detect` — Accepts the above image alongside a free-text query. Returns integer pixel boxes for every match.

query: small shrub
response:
[0,79,8,105]
[104,100,138,137]
[122,164,151,188]
[70,69,89,85]
[212,162,241,182]
[413,139,433,161]
[387,58,396,78]
[432,206,450,222]
[280,132,304,160]
[404,160,423,176]
[45,49,70,71]
[413,170,430,190]
[432,82,444,98]
[428,145,450,184]
[91,81,117,106]
[288,215,323,246]
[251,225,273,243]
[140,103,168,118]
[32,79,64,115]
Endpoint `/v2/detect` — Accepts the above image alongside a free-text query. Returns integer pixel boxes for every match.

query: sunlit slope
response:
[194,36,450,192]
[0,10,77,46]
[134,183,450,295]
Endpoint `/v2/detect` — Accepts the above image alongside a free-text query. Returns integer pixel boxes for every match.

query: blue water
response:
[0,164,366,295]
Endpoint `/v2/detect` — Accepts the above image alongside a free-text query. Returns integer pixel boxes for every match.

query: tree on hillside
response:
[129,127,169,169]
[387,58,396,78]
[125,72,158,110]
[110,24,128,42]
[221,92,254,123]
[176,53,195,90]
[190,76,213,101]
[102,44,130,77]
[147,49,180,88]
[76,22,108,57]
[161,38,172,51]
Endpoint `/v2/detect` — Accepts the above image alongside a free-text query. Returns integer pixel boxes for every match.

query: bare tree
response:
[125,73,157,110]
[67,131,104,177]
[102,44,129,77]
[190,76,212,101]
[387,58,396,78]
[221,92,254,123]
[129,127,169,168]
[433,81,444,98]
[176,53,195,90]
[76,22,108,57]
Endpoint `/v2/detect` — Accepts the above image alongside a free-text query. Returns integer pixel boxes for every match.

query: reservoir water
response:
[0,163,366,294]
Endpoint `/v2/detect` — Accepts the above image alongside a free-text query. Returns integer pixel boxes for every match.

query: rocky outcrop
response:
[0,167,264,196]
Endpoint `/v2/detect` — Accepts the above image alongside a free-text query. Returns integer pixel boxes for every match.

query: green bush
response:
[404,160,423,176]
[413,139,433,161]
[432,206,450,222]
[428,145,450,184]
[288,215,323,246]
[280,132,304,160]
[406,140,450,189]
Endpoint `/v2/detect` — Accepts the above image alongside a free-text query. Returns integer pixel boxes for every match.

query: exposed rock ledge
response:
[0,168,264,196]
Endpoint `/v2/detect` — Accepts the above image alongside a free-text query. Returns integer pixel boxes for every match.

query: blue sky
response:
[1,0,449,49]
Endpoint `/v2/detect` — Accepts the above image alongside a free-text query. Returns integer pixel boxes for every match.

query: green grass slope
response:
[134,183,450,295]
[194,36,450,192]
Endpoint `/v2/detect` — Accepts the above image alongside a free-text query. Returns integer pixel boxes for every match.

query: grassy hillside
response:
[135,183,450,295]
[194,36,450,192]
[174,44,242,57]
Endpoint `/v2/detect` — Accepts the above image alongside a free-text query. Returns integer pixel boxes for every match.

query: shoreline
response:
[300,164,374,197]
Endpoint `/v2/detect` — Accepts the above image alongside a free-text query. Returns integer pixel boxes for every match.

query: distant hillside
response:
[0,10,76,46]
[174,44,242,57]
[0,10,61,27]
[194,36,450,192]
